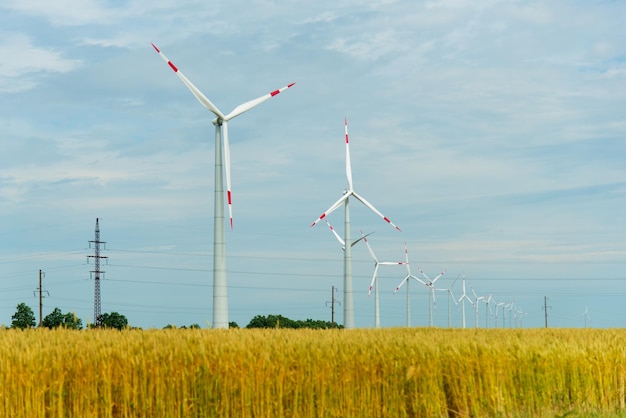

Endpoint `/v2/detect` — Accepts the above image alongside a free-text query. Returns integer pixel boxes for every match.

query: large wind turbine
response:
[152,43,295,328]
[311,118,400,329]
[361,230,404,328]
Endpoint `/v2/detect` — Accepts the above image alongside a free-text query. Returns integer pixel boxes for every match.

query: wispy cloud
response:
[0,33,82,92]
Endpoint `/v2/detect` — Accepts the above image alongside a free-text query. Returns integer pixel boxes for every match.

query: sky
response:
[0,0,625,329]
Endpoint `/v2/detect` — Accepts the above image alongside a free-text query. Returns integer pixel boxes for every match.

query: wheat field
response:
[0,327,624,417]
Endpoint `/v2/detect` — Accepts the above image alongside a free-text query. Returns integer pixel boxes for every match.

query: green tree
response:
[246,314,341,329]
[228,321,239,329]
[42,308,83,329]
[11,303,36,329]
[62,312,83,330]
[42,307,64,328]
[99,312,128,330]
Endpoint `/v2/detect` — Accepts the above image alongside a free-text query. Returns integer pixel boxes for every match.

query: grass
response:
[0,327,624,417]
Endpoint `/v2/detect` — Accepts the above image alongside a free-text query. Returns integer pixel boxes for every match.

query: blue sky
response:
[0,0,625,329]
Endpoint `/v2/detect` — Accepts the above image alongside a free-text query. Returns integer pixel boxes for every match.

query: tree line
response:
[9,303,128,330]
[9,303,340,330]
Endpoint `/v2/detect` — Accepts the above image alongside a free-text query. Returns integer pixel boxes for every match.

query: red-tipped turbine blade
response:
[368,265,379,297]
[344,117,353,191]
[352,191,401,231]
[151,43,225,119]
[310,193,350,227]
[394,276,410,294]
[225,82,296,121]
[325,219,345,247]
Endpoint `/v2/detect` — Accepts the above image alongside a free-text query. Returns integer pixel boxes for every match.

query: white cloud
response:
[0,33,82,92]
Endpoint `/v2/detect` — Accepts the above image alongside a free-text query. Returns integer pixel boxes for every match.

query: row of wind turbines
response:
[151,42,528,329]
[322,221,529,329]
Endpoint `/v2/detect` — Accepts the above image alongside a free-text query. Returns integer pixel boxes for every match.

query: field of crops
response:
[0,327,625,417]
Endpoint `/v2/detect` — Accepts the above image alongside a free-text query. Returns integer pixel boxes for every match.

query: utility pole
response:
[326,286,341,327]
[33,269,49,327]
[542,296,551,328]
[87,218,108,327]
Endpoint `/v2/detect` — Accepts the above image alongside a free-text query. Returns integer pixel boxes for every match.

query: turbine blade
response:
[394,275,410,294]
[403,242,412,274]
[352,191,401,231]
[368,265,379,297]
[412,275,428,286]
[310,193,349,227]
[345,118,353,191]
[224,82,296,120]
[151,43,225,119]
[419,268,431,282]
[432,270,446,284]
[324,219,345,247]
[223,121,233,229]
[350,232,373,248]
[361,229,378,262]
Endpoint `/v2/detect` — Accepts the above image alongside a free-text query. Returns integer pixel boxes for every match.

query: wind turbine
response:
[311,118,401,329]
[439,273,460,328]
[152,43,295,328]
[482,293,494,328]
[361,230,404,328]
[583,306,590,328]
[495,300,506,328]
[456,274,472,329]
[394,243,423,327]
[418,268,446,327]
[507,301,515,328]
[471,287,485,329]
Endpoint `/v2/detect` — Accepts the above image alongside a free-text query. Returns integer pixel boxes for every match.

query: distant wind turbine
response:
[471,287,486,329]
[394,243,422,327]
[361,230,404,328]
[583,306,590,328]
[456,274,472,329]
[418,268,446,327]
[152,43,295,328]
[495,300,506,328]
[311,119,401,329]
[439,273,460,328]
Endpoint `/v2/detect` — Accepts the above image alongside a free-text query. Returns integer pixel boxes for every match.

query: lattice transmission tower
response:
[87,218,108,327]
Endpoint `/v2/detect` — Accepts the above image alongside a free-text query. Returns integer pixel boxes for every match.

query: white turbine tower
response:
[361,230,404,328]
[418,268,446,327]
[495,300,506,328]
[482,293,494,328]
[507,301,515,328]
[393,243,422,327]
[471,287,485,329]
[152,43,295,328]
[439,273,460,328]
[456,274,472,329]
[311,118,401,329]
